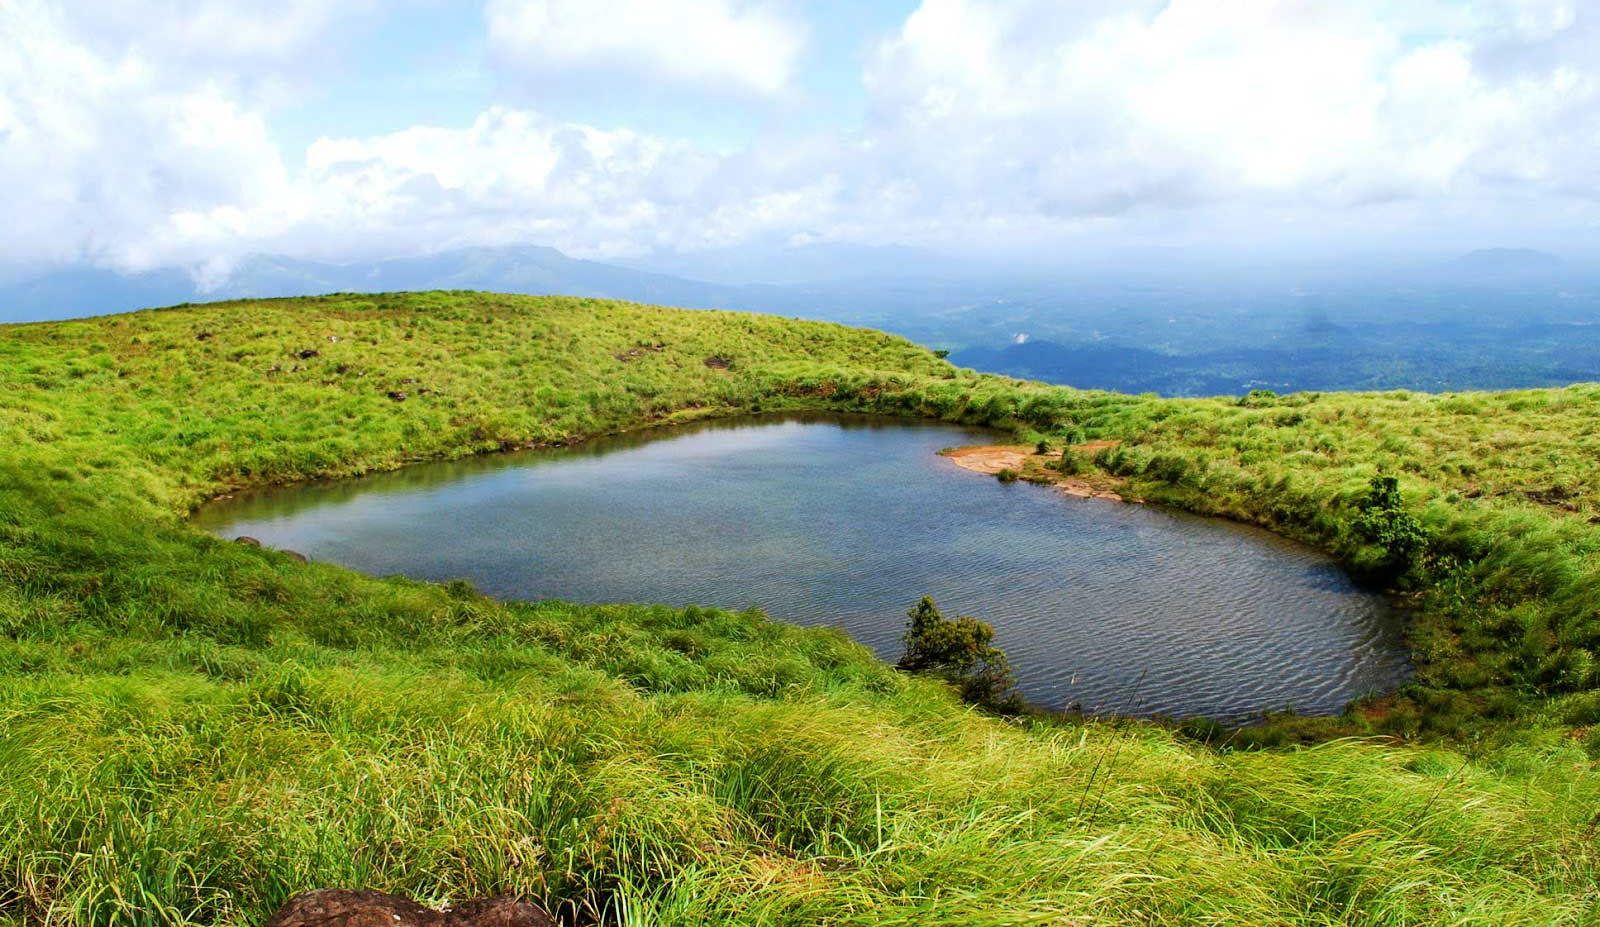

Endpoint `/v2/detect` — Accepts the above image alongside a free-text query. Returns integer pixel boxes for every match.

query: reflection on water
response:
[195,413,1409,719]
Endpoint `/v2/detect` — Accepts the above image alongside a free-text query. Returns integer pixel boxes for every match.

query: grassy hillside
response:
[2,292,1597,925]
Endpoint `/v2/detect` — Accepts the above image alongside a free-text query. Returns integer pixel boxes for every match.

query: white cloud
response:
[166,107,714,262]
[198,107,857,264]
[862,0,1600,226]
[0,0,829,273]
[58,0,366,63]
[0,0,292,269]
[3,0,1599,276]
[49,0,379,111]
[486,0,805,97]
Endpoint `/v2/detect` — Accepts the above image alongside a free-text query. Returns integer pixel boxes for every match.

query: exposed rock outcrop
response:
[264,890,554,927]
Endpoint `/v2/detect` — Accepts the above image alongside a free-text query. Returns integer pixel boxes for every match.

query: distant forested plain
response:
[950,319,1600,395]
[2,292,1598,924]
[929,255,1600,394]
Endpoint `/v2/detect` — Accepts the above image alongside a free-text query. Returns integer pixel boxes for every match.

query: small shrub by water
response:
[1354,474,1429,578]
[897,596,1022,713]
[1057,446,1087,476]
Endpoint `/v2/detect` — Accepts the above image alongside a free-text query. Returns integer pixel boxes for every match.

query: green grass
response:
[2,292,1598,924]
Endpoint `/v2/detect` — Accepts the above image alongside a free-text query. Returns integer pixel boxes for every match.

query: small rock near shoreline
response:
[264,889,554,927]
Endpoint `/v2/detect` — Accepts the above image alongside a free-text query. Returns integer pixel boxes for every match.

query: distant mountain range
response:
[616,242,973,286]
[1446,248,1566,279]
[0,241,1001,326]
[0,246,780,324]
[3,244,1582,327]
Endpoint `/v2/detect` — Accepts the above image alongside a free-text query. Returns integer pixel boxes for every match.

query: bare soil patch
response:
[940,443,1137,503]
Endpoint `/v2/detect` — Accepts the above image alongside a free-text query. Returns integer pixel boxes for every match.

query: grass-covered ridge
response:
[2,291,1597,925]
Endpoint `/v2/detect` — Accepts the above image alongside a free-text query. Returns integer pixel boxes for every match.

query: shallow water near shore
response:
[195,413,1409,719]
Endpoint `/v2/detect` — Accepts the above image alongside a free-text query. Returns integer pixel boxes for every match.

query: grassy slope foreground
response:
[1,291,1597,926]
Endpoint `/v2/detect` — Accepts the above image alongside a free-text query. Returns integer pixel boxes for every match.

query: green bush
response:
[1145,452,1190,485]
[1058,447,1086,476]
[897,597,1021,712]
[1353,475,1429,576]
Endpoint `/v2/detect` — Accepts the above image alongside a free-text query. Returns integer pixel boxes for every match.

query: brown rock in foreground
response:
[264,890,555,927]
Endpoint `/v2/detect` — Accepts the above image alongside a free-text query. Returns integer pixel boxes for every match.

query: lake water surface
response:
[195,414,1409,719]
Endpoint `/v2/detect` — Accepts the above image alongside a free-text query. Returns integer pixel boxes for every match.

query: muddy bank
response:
[940,442,1138,503]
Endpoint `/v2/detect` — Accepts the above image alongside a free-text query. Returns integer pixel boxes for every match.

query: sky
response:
[2,0,1598,280]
